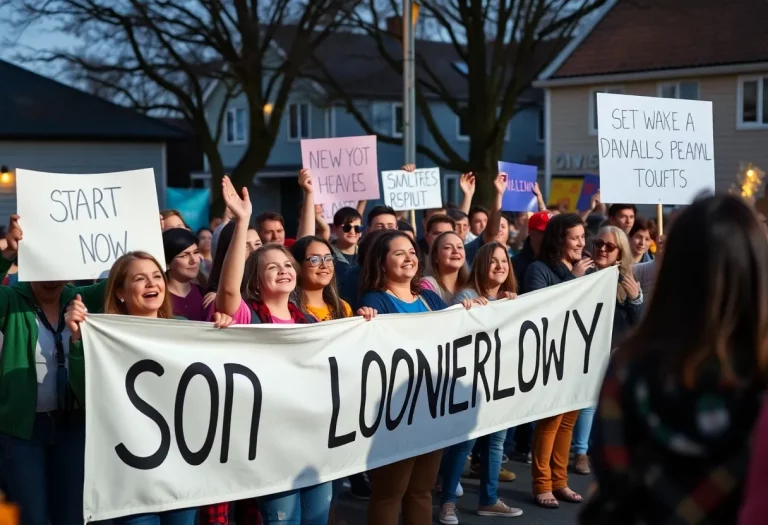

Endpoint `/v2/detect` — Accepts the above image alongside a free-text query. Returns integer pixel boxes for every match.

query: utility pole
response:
[403,0,417,226]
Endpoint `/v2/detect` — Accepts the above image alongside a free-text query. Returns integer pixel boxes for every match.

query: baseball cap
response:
[528,211,552,232]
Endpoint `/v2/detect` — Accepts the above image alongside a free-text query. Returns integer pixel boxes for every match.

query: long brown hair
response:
[241,244,298,304]
[290,235,348,320]
[359,230,423,296]
[104,251,174,319]
[465,242,517,298]
[428,231,470,293]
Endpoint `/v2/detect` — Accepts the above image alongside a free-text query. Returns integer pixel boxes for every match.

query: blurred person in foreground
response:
[581,194,768,525]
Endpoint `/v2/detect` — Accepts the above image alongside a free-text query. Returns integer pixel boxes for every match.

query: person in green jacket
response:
[0,215,108,525]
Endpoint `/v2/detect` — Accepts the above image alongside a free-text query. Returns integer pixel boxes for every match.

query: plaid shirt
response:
[581,357,762,525]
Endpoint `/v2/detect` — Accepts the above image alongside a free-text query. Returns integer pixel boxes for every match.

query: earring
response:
[120,298,125,303]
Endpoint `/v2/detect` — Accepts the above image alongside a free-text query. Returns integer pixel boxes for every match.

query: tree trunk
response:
[469,139,504,210]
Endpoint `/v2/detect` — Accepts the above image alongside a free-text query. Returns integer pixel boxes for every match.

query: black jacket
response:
[522,260,576,293]
[512,239,536,293]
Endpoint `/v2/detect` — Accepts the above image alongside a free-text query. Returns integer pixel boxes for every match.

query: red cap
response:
[528,211,552,232]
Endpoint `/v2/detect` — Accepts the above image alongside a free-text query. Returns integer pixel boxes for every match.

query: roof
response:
[544,0,768,82]
[0,60,189,141]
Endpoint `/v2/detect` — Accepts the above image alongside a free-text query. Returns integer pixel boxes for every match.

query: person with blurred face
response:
[607,204,636,235]
[512,211,552,291]
[161,209,188,231]
[469,206,489,237]
[448,209,470,243]
[163,228,207,322]
[367,205,398,231]
[628,218,654,263]
[246,227,263,255]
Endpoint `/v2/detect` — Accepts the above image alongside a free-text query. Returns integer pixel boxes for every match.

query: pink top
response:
[739,400,768,524]
[214,298,295,325]
[272,316,294,324]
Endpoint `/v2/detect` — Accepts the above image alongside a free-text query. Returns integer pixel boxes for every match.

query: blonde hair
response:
[597,225,634,303]
[428,231,470,293]
[104,251,174,318]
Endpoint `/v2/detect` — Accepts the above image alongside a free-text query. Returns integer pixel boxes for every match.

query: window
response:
[443,173,460,205]
[537,107,545,142]
[288,103,310,140]
[324,106,336,138]
[392,103,404,138]
[657,81,700,100]
[738,76,768,128]
[225,108,247,144]
[457,107,469,140]
[589,87,624,134]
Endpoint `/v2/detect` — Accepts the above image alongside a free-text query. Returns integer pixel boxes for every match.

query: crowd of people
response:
[0,164,767,525]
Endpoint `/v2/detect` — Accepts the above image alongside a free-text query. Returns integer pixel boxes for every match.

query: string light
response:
[731,163,765,202]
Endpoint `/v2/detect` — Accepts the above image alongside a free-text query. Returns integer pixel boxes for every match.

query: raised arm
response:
[459,173,475,214]
[216,176,252,316]
[296,168,316,240]
[315,205,331,241]
[533,182,547,212]
[482,172,507,244]
[580,190,600,222]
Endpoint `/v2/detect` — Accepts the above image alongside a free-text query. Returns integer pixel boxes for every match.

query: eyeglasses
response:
[342,224,363,233]
[593,239,618,253]
[305,255,335,267]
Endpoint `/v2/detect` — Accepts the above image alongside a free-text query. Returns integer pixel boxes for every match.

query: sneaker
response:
[502,454,509,463]
[573,454,591,475]
[456,482,464,498]
[477,499,523,517]
[498,467,516,482]
[439,502,460,525]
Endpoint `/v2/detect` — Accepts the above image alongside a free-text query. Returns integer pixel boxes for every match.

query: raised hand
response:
[494,172,508,196]
[222,176,252,221]
[65,294,87,342]
[460,173,476,196]
[4,215,22,259]
[589,190,601,211]
[401,164,416,172]
[533,182,542,197]
[299,168,313,194]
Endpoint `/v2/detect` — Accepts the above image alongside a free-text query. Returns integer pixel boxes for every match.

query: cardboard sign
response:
[382,167,442,211]
[576,174,600,211]
[498,162,538,212]
[301,136,380,205]
[596,93,715,204]
[17,169,165,282]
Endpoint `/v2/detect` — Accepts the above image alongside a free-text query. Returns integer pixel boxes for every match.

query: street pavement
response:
[335,458,594,524]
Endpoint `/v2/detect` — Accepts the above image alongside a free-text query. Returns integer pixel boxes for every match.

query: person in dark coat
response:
[512,211,551,292]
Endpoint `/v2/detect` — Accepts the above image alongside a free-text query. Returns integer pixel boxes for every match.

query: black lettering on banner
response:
[359,351,386,438]
[328,357,356,448]
[440,342,451,417]
[449,336,471,414]
[407,347,443,425]
[115,359,171,470]
[541,312,569,385]
[518,321,540,393]
[385,349,415,430]
[221,363,262,462]
[174,363,219,466]
[472,331,492,407]
[573,304,604,374]
[493,328,515,400]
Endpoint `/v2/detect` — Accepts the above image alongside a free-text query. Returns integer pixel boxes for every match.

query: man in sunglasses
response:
[331,207,363,267]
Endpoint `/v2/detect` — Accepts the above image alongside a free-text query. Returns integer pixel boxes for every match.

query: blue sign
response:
[576,174,600,211]
[498,161,538,212]
[166,187,211,232]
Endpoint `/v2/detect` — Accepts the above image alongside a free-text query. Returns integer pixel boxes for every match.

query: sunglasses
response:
[593,239,618,253]
[342,224,363,233]
[305,255,335,267]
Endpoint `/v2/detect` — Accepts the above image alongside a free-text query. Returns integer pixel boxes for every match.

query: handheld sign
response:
[17,168,165,282]
[596,93,715,204]
[301,136,380,207]
[576,174,600,211]
[319,199,358,224]
[382,167,442,211]
[498,162,538,212]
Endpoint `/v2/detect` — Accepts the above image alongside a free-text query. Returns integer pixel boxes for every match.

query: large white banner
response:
[16,168,164,281]
[81,268,618,521]
[597,92,715,204]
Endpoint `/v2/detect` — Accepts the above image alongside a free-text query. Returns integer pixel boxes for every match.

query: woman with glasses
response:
[571,226,644,476]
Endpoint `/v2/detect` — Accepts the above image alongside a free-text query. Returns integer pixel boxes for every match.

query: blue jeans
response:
[440,429,506,507]
[571,406,596,455]
[113,509,198,525]
[260,482,332,525]
[0,412,86,525]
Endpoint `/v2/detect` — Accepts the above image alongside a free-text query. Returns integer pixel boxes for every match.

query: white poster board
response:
[17,168,165,282]
[382,167,442,211]
[596,93,715,204]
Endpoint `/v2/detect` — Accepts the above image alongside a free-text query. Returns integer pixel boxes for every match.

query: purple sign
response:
[576,174,600,211]
[498,161,538,212]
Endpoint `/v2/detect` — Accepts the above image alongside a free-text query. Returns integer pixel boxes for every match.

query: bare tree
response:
[1,0,355,214]
[311,0,607,207]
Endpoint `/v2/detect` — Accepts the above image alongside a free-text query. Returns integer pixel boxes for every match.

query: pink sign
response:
[301,135,380,204]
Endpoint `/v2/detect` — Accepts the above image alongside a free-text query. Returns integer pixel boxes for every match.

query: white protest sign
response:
[81,268,617,521]
[382,168,442,211]
[597,93,715,204]
[17,169,165,281]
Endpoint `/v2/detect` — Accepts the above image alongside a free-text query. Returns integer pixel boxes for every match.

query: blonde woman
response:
[422,231,470,303]
[571,226,644,476]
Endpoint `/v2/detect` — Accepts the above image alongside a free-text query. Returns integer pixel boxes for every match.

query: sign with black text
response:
[596,93,715,204]
[16,169,164,281]
[81,269,617,521]
[382,167,442,211]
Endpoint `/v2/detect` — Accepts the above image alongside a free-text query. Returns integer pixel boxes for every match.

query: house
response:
[201,28,546,230]
[536,0,768,206]
[0,59,189,222]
